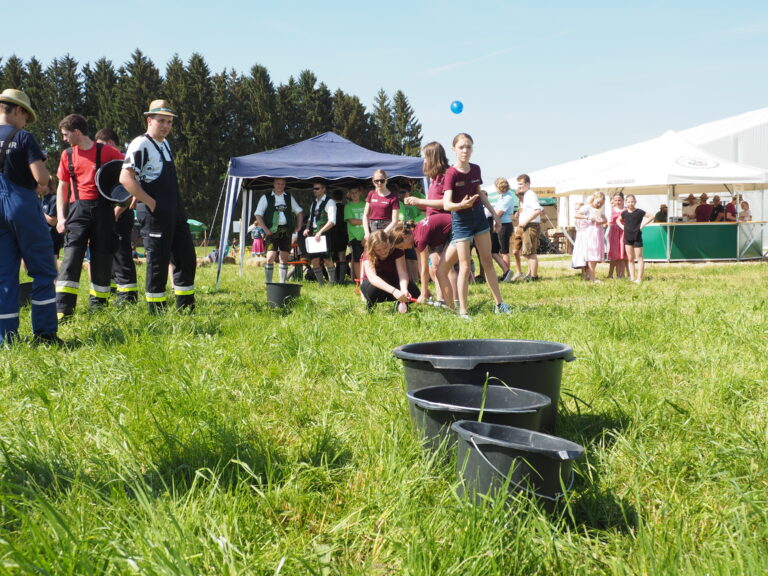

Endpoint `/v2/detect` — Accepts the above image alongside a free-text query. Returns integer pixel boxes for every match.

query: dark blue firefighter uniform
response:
[0,125,58,344]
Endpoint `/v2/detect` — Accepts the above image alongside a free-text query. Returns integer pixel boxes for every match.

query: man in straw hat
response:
[119,100,196,313]
[695,193,712,222]
[0,88,60,345]
[682,193,698,222]
[55,114,123,319]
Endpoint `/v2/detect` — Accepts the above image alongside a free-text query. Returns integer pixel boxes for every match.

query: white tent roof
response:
[680,107,768,147]
[549,130,768,196]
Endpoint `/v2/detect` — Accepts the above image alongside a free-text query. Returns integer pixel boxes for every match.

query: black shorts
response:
[265,227,292,252]
[349,239,364,261]
[405,248,417,261]
[498,222,513,254]
[488,217,501,253]
[624,231,643,248]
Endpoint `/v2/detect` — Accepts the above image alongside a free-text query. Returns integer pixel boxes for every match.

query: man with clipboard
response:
[303,182,336,285]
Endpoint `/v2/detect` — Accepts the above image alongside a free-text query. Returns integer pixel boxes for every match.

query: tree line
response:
[0,49,423,221]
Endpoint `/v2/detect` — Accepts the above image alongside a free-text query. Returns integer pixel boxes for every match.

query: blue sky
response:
[6,0,768,182]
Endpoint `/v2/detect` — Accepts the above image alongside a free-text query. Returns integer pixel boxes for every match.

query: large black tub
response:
[407,384,551,453]
[452,420,584,508]
[393,339,575,430]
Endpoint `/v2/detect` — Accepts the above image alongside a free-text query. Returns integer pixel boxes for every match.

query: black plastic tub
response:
[406,384,550,453]
[265,282,302,308]
[452,420,584,508]
[393,339,575,430]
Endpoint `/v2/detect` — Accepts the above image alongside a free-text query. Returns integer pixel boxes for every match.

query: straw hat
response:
[685,193,695,202]
[700,193,708,200]
[0,88,37,123]
[143,99,177,117]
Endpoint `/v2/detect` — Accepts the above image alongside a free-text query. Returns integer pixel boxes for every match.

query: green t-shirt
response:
[399,201,425,223]
[344,201,366,241]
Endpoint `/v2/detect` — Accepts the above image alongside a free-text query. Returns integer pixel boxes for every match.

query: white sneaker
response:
[458,313,471,320]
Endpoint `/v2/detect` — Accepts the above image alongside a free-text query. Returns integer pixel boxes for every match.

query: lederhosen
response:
[56,143,117,316]
[134,135,196,313]
[0,126,57,341]
[306,196,333,257]
[111,204,138,303]
[263,192,295,253]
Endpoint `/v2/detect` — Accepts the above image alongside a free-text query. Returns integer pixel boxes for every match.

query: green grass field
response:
[1,258,767,575]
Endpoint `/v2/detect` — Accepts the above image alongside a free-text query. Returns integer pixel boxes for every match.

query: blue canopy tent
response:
[216,132,425,289]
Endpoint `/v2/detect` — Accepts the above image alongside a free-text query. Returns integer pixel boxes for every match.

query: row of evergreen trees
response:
[0,49,423,220]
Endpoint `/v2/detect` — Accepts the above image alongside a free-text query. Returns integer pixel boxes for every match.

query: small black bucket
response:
[265,282,302,309]
[393,339,575,431]
[406,384,551,453]
[452,421,584,508]
[18,282,33,307]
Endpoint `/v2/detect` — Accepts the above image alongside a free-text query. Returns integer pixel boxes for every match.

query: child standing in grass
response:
[618,194,654,284]
[606,192,627,279]
[578,192,607,282]
[438,133,511,317]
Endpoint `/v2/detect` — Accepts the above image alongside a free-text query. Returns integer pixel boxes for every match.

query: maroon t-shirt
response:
[444,163,482,206]
[362,248,404,283]
[725,203,737,220]
[366,190,399,220]
[413,213,453,252]
[695,204,713,222]
[426,174,446,216]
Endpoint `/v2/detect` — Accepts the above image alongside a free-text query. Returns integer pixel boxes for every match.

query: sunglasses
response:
[373,179,386,184]
[312,187,322,191]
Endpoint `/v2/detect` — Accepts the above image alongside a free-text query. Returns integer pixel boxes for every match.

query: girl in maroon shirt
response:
[360,228,419,312]
[363,169,399,236]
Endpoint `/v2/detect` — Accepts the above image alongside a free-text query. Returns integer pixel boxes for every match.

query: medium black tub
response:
[452,420,584,508]
[393,339,575,430]
[407,385,550,453]
[265,282,302,308]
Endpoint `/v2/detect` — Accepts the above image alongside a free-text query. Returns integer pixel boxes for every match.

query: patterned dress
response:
[607,206,626,261]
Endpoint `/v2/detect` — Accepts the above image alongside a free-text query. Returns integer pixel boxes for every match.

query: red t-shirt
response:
[362,248,404,283]
[57,143,124,202]
[444,163,482,206]
[413,213,452,252]
[426,173,446,216]
[695,203,713,222]
[725,203,737,220]
[366,190,399,220]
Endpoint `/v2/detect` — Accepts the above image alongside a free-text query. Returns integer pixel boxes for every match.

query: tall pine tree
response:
[392,90,422,156]
[371,89,396,153]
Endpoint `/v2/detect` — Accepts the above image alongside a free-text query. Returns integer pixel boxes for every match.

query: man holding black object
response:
[303,182,336,286]
[55,114,123,319]
[119,100,196,313]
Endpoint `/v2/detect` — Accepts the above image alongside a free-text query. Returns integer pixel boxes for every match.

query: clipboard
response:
[305,235,328,254]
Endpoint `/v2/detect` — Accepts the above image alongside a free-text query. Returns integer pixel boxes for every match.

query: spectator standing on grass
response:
[578,192,607,283]
[253,177,304,284]
[492,177,515,282]
[119,100,197,313]
[40,183,64,260]
[344,185,366,282]
[0,88,59,345]
[363,169,399,236]
[606,192,626,279]
[303,181,337,286]
[55,114,124,319]
[570,200,589,279]
[619,194,654,284]
[516,173,542,282]
[331,189,349,283]
[95,128,137,305]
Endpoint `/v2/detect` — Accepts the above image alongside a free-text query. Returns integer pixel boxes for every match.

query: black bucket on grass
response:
[406,384,551,453]
[265,282,302,309]
[393,339,575,431]
[452,420,584,509]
